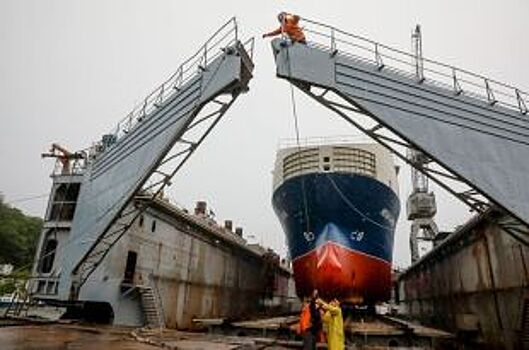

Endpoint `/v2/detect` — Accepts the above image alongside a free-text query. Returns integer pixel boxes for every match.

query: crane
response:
[41,143,84,175]
[407,25,439,263]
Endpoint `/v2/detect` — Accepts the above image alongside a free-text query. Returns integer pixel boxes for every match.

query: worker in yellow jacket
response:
[316,298,344,350]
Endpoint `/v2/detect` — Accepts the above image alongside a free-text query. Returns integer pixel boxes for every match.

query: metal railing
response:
[102,17,250,148]
[300,17,529,115]
[278,134,372,149]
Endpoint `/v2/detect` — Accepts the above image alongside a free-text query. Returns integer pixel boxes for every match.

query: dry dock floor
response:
[0,324,159,350]
[0,324,299,350]
[0,322,448,349]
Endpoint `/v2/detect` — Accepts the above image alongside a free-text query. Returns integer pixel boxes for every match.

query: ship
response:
[272,140,400,303]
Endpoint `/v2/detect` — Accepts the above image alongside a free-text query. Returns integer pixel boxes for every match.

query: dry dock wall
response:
[398,211,529,349]
[83,199,296,328]
[33,197,297,329]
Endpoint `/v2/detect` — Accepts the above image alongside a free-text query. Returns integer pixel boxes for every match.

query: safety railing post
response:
[330,27,337,56]
[516,89,528,115]
[175,67,183,90]
[485,79,497,106]
[375,43,384,71]
[233,17,238,43]
[250,38,255,59]
[141,98,148,118]
[452,67,462,95]
[156,85,164,107]
[204,43,208,68]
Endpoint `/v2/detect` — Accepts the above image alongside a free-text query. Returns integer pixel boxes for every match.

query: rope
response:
[282,35,392,237]
[284,40,311,235]
[325,174,394,230]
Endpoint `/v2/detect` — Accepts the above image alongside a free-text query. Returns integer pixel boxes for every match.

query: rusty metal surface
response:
[77,198,297,329]
[398,211,529,349]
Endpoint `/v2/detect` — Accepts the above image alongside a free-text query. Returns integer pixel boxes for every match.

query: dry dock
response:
[398,209,529,349]
[0,314,457,350]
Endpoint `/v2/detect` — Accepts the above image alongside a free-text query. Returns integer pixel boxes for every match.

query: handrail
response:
[278,134,372,149]
[99,17,241,152]
[300,17,529,116]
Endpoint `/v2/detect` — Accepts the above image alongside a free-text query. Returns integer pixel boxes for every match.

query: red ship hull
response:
[292,241,391,303]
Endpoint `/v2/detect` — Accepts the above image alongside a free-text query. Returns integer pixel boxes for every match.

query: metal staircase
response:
[139,285,164,329]
[271,18,529,244]
[3,290,32,318]
[60,18,254,300]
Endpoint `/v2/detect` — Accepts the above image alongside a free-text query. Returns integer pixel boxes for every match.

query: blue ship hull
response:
[272,172,400,302]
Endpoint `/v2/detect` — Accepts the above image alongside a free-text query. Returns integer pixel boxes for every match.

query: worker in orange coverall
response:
[298,298,315,349]
[262,12,306,44]
[317,298,344,350]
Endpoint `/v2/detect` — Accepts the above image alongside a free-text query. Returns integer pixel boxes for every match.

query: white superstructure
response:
[273,141,399,195]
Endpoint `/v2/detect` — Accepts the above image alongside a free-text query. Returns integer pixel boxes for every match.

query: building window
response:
[39,238,58,273]
[151,220,156,233]
[323,165,330,171]
[139,215,144,227]
[323,156,330,162]
[48,183,81,221]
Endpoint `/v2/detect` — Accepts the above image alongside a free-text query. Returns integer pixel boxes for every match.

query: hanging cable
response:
[325,173,394,230]
[6,193,49,204]
[284,38,311,235]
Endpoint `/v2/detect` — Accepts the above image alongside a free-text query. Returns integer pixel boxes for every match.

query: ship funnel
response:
[235,227,243,236]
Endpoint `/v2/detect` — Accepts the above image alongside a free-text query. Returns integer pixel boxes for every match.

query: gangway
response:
[59,18,254,300]
[270,18,529,244]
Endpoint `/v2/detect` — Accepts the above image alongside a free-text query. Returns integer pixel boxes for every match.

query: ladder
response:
[138,286,164,329]
[4,290,32,318]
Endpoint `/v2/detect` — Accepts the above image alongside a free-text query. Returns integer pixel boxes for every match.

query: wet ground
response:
[0,325,159,350]
[0,324,298,350]
[0,313,447,349]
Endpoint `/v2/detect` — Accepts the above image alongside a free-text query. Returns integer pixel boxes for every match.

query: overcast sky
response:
[1,0,528,267]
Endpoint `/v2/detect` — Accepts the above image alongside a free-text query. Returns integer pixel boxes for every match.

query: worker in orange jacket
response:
[263,12,306,44]
[298,298,316,350]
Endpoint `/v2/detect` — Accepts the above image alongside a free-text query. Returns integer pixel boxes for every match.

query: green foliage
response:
[0,195,43,269]
[0,271,30,295]
[0,278,17,295]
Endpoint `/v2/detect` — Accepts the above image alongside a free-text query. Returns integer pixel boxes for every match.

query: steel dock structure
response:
[26,18,297,329]
[4,14,527,349]
[270,17,529,349]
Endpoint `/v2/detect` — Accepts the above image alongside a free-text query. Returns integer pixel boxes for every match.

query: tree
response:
[0,195,43,269]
